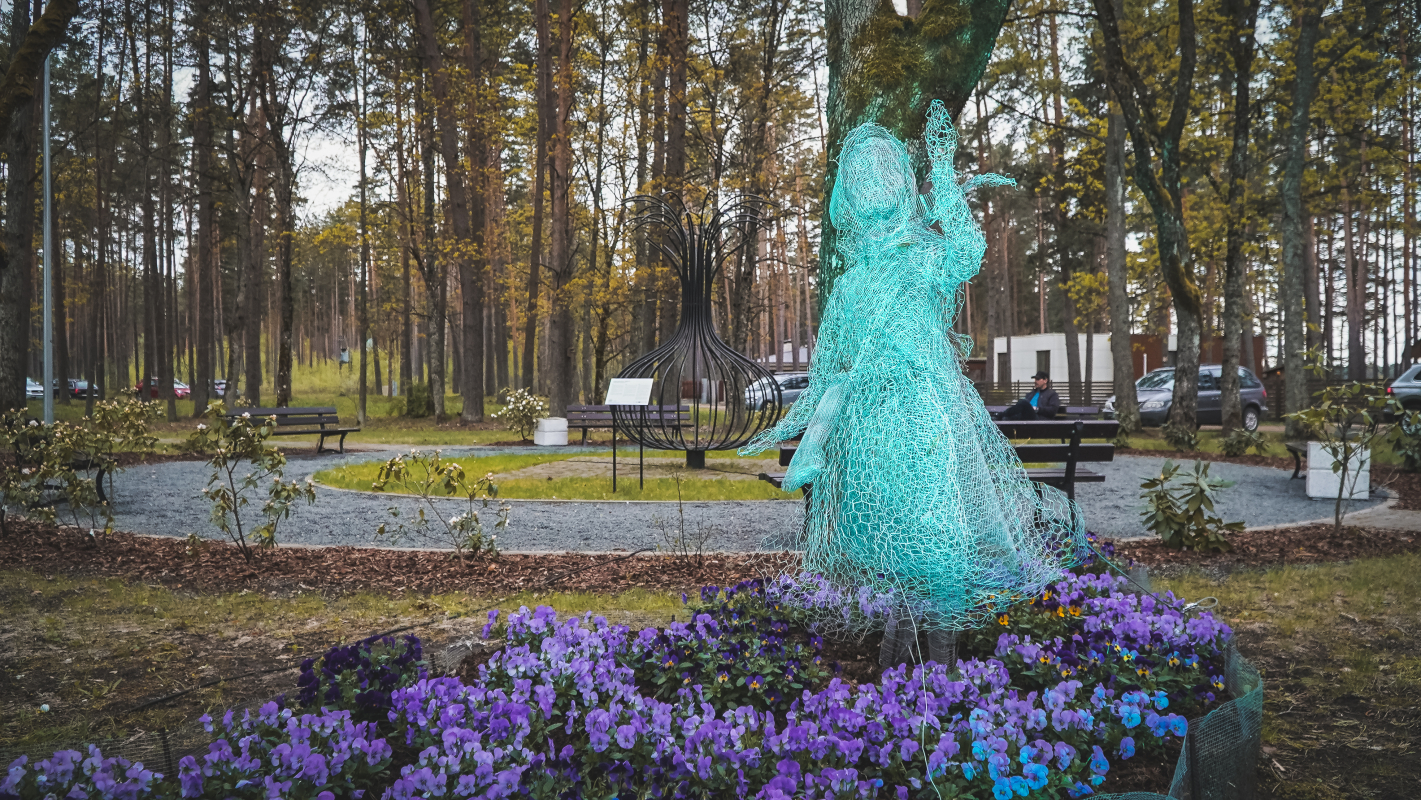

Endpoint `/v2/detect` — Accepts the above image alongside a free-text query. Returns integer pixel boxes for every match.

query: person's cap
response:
[1033,371,1050,380]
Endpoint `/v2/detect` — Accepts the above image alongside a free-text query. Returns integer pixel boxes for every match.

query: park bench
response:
[759,419,1118,502]
[1285,441,1306,479]
[223,406,360,454]
[985,405,1100,420]
[3,417,109,506]
[565,404,690,444]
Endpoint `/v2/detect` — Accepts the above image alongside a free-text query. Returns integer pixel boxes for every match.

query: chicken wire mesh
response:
[741,100,1089,633]
[1095,640,1264,800]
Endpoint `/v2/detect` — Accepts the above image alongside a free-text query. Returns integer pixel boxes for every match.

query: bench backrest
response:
[566,404,689,423]
[995,419,1118,440]
[1013,443,1115,463]
[223,407,343,428]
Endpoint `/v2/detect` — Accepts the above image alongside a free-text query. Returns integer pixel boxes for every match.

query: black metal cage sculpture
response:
[612,195,784,468]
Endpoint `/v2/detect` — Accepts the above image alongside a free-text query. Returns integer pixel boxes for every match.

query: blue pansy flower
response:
[1023,763,1049,790]
[992,780,1014,800]
[1118,737,1135,759]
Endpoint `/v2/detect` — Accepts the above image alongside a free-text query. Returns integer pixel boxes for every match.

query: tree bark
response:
[1219,0,1259,435]
[459,0,488,421]
[1279,1,1322,435]
[546,0,575,415]
[1105,99,1139,433]
[523,0,553,392]
[821,0,1014,311]
[1092,0,1201,431]
[191,0,214,415]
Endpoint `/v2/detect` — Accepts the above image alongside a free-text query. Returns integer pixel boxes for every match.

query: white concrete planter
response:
[533,417,568,446]
[1305,441,1370,500]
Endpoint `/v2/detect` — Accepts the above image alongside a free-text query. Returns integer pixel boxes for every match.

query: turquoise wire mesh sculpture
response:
[742,100,1088,633]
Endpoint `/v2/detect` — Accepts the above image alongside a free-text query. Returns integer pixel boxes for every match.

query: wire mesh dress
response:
[742,101,1088,632]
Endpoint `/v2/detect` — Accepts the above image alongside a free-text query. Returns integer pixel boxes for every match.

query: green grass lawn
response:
[313,451,796,501]
[1123,426,1414,467]
[0,568,681,751]
[1154,554,1421,797]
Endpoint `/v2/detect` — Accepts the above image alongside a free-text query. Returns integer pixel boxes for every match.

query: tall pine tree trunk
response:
[1093,0,1201,432]
[1219,0,1259,434]
[546,0,575,414]
[1279,1,1322,435]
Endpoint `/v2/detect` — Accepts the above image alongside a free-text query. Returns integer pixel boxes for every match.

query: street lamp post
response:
[41,52,54,424]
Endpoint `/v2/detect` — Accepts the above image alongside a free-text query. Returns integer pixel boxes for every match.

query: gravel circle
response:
[106,450,1382,551]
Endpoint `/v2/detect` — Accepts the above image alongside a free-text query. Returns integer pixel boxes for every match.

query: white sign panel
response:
[604,378,654,406]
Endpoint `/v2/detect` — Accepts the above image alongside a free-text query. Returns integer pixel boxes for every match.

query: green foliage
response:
[188,402,317,563]
[404,383,432,419]
[1139,460,1242,552]
[372,449,507,557]
[1390,411,1421,473]
[1219,427,1268,457]
[0,399,157,534]
[1285,351,1401,532]
[491,387,548,441]
[1162,421,1199,452]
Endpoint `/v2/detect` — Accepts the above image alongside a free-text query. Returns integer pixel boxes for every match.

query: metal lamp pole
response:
[41,52,54,424]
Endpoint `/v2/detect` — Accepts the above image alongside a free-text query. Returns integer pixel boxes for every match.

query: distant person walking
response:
[1001,372,1060,420]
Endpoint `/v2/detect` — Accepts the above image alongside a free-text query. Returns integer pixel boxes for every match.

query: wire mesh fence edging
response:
[1095,639,1264,800]
[2,636,1264,798]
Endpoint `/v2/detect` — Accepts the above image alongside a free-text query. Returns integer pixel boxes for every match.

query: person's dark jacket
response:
[1026,386,1061,418]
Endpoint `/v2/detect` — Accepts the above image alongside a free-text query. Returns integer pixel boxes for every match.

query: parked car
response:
[66,379,94,399]
[745,373,810,410]
[135,378,191,399]
[25,378,43,399]
[1104,364,1268,431]
[1387,364,1421,414]
[212,378,238,398]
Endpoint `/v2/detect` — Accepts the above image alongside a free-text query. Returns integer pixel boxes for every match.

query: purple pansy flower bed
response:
[2,568,1231,799]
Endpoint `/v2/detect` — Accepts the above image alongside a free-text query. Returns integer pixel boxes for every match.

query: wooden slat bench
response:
[4,417,110,506]
[760,419,1118,502]
[985,405,1100,420]
[1285,441,1306,479]
[224,406,360,454]
[565,404,690,444]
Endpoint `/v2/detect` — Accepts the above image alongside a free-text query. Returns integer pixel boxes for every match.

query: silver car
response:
[26,378,43,400]
[1104,365,1269,431]
[745,373,810,410]
[1388,364,1421,413]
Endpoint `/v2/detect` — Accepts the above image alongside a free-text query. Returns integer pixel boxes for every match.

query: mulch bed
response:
[1117,523,1421,571]
[0,518,795,597]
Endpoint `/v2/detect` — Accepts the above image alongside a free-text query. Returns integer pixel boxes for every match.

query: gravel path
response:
[105,449,1383,552]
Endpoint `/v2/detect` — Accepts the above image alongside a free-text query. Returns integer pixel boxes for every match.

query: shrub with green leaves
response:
[404,382,432,418]
[1390,410,1421,472]
[1284,350,1401,532]
[372,449,507,557]
[1162,421,1199,452]
[188,402,317,563]
[0,399,157,534]
[1219,427,1268,457]
[1139,460,1242,552]
[492,387,548,441]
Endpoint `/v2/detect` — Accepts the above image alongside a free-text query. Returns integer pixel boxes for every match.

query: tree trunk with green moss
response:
[820,0,1014,310]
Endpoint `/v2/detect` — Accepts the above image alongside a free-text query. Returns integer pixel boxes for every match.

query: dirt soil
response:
[1117,524,1421,577]
[0,518,795,597]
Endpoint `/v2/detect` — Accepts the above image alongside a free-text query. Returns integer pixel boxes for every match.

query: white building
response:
[992,333,1119,384]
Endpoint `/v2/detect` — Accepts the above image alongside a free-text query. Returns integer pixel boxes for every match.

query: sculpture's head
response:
[830,123,919,239]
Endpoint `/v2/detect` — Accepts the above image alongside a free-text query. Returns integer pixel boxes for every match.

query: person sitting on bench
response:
[1002,371,1061,420]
